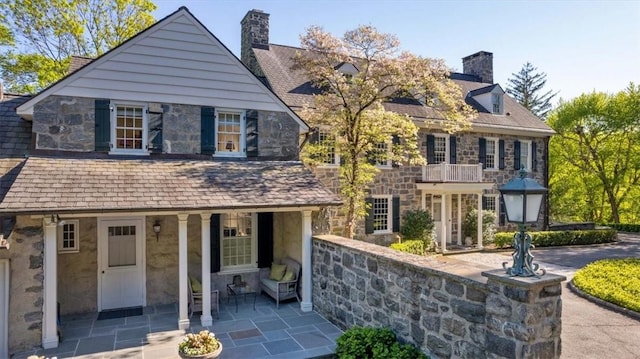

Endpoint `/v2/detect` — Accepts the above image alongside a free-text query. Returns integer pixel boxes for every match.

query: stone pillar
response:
[177,213,189,329]
[200,213,212,327]
[482,270,566,359]
[42,217,58,349]
[477,193,483,249]
[300,210,313,312]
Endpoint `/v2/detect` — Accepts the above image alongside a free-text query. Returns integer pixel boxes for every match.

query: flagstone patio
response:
[12,296,340,359]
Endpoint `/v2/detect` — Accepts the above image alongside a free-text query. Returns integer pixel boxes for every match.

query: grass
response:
[572,258,640,313]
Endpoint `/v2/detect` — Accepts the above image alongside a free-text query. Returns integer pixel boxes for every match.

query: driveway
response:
[449,233,640,359]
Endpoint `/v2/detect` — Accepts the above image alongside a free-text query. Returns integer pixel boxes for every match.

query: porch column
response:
[42,217,58,349]
[440,194,447,253]
[200,214,212,326]
[457,194,462,245]
[421,192,426,210]
[477,193,484,249]
[178,213,190,329]
[300,210,313,312]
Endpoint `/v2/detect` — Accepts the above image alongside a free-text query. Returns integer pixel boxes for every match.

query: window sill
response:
[318,164,339,168]
[217,267,259,276]
[58,249,79,254]
[372,230,392,235]
[109,150,149,156]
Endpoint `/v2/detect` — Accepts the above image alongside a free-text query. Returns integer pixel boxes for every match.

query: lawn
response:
[572,258,640,313]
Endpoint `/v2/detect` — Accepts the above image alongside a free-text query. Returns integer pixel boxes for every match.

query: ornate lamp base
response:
[502,225,546,277]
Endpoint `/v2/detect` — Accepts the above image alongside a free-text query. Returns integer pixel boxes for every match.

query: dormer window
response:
[492,93,502,114]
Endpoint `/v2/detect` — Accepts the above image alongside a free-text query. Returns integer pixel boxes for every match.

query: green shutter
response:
[392,196,401,232]
[149,111,163,154]
[201,107,216,155]
[210,214,221,273]
[499,139,505,170]
[246,110,259,157]
[365,197,374,234]
[532,141,538,172]
[392,135,400,168]
[95,99,110,152]
[427,135,435,164]
[449,136,457,164]
[479,138,486,169]
[257,212,273,268]
[514,140,521,170]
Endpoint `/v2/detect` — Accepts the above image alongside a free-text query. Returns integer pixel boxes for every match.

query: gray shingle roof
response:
[0,94,32,202]
[253,44,554,135]
[0,156,342,214]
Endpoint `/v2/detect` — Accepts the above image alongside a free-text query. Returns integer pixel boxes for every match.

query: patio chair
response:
[188,276,219,319]
[259,257,301,309]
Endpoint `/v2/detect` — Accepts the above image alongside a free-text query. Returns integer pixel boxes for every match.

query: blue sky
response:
[154,0,639,103]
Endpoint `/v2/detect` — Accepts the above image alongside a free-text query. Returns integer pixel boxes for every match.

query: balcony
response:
[421,163,483,183]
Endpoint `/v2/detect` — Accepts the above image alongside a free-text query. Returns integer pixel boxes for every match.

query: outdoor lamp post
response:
[498,167,547,277]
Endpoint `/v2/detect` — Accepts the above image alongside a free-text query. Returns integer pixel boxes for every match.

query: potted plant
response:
[178,330,223,359]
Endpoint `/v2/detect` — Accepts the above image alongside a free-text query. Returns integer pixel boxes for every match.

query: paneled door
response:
[0,259,8,358]
[98,218,145,310]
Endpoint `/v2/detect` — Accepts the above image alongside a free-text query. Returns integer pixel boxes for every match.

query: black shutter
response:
[95,99,110,152]
[482,196,488,210]
[149,111,163,154]
[392,196,401,232]
[479,138,486,169]
[532,141,538,172]
[308,129,319,144]
[426,135,435,164]
[246,110,259,157]
[499,139,505,170]
[257,212,273,268]
[514,140,521,170]
[201,107,216,155]
[210,214,221,273]
[392,135,400,167]
[499,197,506,226]
[449,136,457,164]
[365,197,374,234]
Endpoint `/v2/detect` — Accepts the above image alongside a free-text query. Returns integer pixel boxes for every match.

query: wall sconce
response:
[153,220,161,241]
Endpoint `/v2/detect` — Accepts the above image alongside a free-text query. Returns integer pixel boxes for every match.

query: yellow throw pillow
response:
[281,270,295,282]
[269,263,287,281]
[190,276,202,294]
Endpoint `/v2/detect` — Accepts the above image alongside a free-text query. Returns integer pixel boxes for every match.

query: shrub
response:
[602,223,640,232]
[494,229,617,248]
[462,209,496,243]
[401,209,435,246]
[336,327,428,359]
[390,240,425,255]
[573,258,640,312]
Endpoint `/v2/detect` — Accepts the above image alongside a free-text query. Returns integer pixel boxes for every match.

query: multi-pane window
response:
[318,130,338,165]
[107,225,136,266]
[112,104,147,153]
[221,213,254,269]
[372,196,392,233]
[485,138,498,169]
[375,142,391,167]
[433,136,447,163]
[217,111,244,154]
[520,141,531,170]
[483,195,500,225]
[57,220,79,253]
[492,93,502,114]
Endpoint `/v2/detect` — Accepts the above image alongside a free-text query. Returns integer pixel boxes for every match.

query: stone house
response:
[240,9,555,249]
[0,7,340,355]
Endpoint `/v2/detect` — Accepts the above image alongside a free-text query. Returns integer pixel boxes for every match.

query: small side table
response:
[226,283,256,313]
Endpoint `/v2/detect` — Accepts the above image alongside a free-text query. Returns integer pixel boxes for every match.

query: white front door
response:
[0,259,8,358]
[99,218,145,310]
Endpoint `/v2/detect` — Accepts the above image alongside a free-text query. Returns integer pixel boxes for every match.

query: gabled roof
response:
[0,94,32,203]
[467,83,503,97]
[0,156,342,214]
[252,44,554,136]
[17,7,308,132]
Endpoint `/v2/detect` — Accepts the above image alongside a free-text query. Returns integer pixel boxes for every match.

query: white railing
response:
[421,163,483,182]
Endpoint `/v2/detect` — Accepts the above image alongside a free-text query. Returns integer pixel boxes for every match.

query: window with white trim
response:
[221,212,256,270]
[520,140,532,170]
[372,195,392,234]
[318,130,339,166]
[485,138,499,170]
[492,93,502,114]
[374,141,392,167]
[483,195,500,224]
[57,220,79,253]
[110,102,148,154]
[216,110,245,156]
[433,136,447,163]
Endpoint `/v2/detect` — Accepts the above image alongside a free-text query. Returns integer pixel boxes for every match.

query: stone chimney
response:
[462,51,493,84]
[241,9,270,76]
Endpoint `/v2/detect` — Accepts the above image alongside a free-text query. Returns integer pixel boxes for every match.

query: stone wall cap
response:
[482,269,566,287]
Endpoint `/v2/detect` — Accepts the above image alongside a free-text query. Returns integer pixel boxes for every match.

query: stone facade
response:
[311,130,548,244]
[31,95,300,160]
[312,235,564,359]
[240,9,269,78]
[462,51,494,84]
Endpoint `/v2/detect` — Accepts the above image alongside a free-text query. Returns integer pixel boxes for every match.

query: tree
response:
[293,25,475,238]
[0,0,156,93]
[506,62,557,120]
[548,84,640,223]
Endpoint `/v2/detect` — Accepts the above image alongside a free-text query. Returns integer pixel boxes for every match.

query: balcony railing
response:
[421,163,483,182]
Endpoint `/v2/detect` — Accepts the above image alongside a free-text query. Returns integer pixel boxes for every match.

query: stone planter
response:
[178,343,222,359]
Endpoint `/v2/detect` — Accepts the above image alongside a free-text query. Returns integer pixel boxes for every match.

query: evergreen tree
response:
[506,62,557,120]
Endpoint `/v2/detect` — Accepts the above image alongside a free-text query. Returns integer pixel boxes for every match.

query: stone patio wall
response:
[312,235,564,359]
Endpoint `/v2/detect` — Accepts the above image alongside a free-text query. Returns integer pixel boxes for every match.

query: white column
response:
[300,211,313,312]
[477,193,484,249]
[178,213,190,329]
[457,194,462,245]
[421,192,426,210]
[440,194,447,253]
[200,213,212,326]
[42,217,58,349]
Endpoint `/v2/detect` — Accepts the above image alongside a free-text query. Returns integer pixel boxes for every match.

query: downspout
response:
[544,136,550,229]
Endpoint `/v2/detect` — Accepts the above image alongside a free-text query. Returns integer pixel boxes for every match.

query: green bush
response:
[390,240,425,255]
[336,327,428,359]
[573,258,640,312]
[401,209,434,246]
[462,209,496,243]
[494,229,617,248]
[602,223,640,232]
